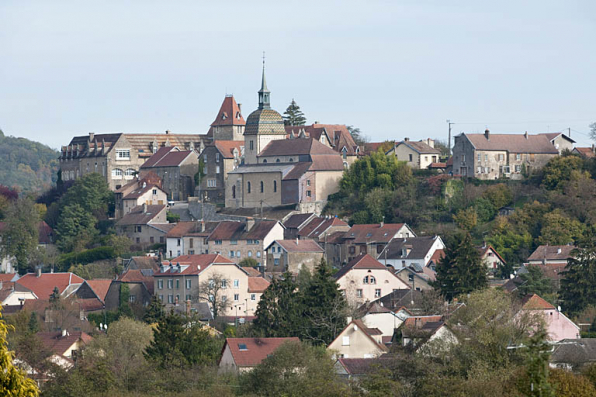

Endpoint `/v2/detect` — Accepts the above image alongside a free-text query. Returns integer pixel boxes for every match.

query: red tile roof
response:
[335,254,387,280]
[17,273,84,300]
[258,138,338,157]
[214,141,244,159]
[115,204,166,226]
[274,240,324,253]
[464,132,559,154]
[156,254,234,276]
[118,269,154,294]
[521,294,556,310]
[403,315,443,329]
[38,221,54,245]
[345,223,408,244]
[0,274,18,283]
[222,337,300,368]
[84,279,112,303]
[210,95,245,127]
[166,221,218,238]
[242,267,261,277]
[428,249,445,266]
[248,277,270,293]
[36,331,93,356]
[574,147,596,158]
[312,124,359,156]
[528,245,576,262]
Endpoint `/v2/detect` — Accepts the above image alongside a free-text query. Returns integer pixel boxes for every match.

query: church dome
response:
[244,108,286,136]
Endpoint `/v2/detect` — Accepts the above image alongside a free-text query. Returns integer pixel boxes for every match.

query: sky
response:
[1,0,595,149]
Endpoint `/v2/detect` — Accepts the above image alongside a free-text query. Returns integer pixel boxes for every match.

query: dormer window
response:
[238,343,247,351]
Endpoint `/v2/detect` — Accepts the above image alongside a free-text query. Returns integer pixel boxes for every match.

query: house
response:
[356,301,410,342]
[265,239,324,274]
[478,244,506,275]
[37,330,93,361]
[207,95,246,141]
[165,221,219,258]
[373,289,430,316]
[74,279,112,312]
[394,264,436,291]
[115,204,174,248]
[123,256,160,272]
[452,130,560,179]
[226,138,345,214]
[328,223,416,265]
[335,254,409,307]
[0,281,37,307]
[154,254,270,317]
[282,213,316,239]
[527,245,576,266]
[119,183,168,219]
[328,319,389,359]
[335,358,378,380]
[105,269,154,310]
[572,146,596,158]
[387,139,442,169]
[550,339,596,371]
[295,216,350,242]
[399,316,457,353]
[285,123,360,168]
[520,294,580,341]
[139,146,200,201]
[16,271,84,300]
[218,337,300,373]
[379,236,445,270]
[59,131,208,190]
[539,132,575,154]
[207,219,284,269]
[114,172,164,218]
[198,141,244,204]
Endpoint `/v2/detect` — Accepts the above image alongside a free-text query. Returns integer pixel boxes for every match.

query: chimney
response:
[36,267,42,278]
[246,217,255,231]
[524,131,528,140]
[89,132,95,141]
[427,138,435,148]
[404,137,410,142]
[238,103,242,113]
[557,248,562,254]
[296,238,299,245]
[186,300,191,316]
[199,220,205,232]
[165,130,170,135]
[485,129,490,140]
[61,329,67,337]
[142,203,147,213]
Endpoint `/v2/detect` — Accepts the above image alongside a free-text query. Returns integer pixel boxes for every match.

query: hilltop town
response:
[1,70,596,396]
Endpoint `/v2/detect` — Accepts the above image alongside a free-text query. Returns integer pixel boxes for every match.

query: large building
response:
[207,95,246,141]
[60,132,209,190]
[452,130,560,179]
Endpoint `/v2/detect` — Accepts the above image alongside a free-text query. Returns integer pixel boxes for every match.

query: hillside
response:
[0,129,59,192]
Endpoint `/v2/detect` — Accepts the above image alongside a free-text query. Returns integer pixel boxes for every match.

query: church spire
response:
[258,52,270,109]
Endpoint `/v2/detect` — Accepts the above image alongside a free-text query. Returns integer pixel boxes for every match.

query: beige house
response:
[328,319,389,359]
[335,254,409,308]
[218,337,300,373]
[452,130,559,179]
[114,172,163,219]
[59,131,208,191]
[540,132,575,154]
[165,221,219,258]
[357,302,410,342]
[121,184,167,218]
[265,239,324,275]
[115,204,174,247]
[478,245,506,275]
[387,139,441,169]
[207,219,284,269]
[155,254,270,317]
[198,141,244,204]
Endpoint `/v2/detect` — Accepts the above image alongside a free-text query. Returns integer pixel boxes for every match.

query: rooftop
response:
[462,132,559,154]
[17,273,84,300]
[222,337,300,367]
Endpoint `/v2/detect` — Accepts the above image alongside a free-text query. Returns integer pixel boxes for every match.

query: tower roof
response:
[211,95,246,127]
[245,62,284,135]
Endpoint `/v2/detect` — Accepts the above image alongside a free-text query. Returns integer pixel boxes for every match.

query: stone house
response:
[218,337,300,373]
[335,254,409,308]
[327,319,389,359]
[207,219,284,269]
[105,269,154,310]
[115,204,174,248]
[394,265,436,291]
[265,239,324,275]
[379,236,445,270]
[165,221,219,258]
[539,132,575,154]
[59,131,208,191]
[198,141,243,204]
[387,139,441,169]
[154,254,269,317]
[207,95,246,141]
[114,172,163,219]
[139,146,199,201]
[452,130,559,179]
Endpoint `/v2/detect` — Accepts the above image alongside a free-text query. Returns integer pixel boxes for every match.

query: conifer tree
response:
[283,99,307,126]
[560,226,596,315]
[143,296,165,324]
[434,232,487,301]
[253,273,301,337]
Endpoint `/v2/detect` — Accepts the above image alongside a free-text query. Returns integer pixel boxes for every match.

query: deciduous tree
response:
[0,198,40,274]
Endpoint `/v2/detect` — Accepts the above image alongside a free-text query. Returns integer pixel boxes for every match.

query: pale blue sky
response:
[1,0,595,148]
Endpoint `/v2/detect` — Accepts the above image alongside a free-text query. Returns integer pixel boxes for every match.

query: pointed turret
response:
[258,62,271,109]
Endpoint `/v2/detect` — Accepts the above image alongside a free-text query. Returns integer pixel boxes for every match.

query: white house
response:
[379,236,445,270]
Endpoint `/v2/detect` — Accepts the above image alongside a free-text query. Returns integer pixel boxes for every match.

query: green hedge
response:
[58,246,116,270]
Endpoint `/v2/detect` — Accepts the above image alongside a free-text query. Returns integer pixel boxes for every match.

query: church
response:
[224,66,345,214]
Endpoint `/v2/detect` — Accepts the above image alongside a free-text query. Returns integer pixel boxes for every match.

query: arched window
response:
[112,168,123,179]
[232,185,236,199]
[125,168,136,179]
[363,276,376,285]
[247,182,251,194]
[260,181,264,193]
[273,180,277,193]
[276,159,280,163]
[263,159,267,163]
[289,158,293,162]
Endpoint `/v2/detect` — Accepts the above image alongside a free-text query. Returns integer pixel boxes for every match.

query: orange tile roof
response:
[156,254,234,276]
[17,273,84,300]
[403,315,443,328]
[242,267,262,277]
[222,337,300,368]
[84,279,112,303]
[335,254,387,280]
[521,294,556,310]
[248,277,270,293]
[214,141,244,159]
[210,95,245,127]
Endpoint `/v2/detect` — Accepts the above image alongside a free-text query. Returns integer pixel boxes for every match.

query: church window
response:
[250,141,254,151]
[276,159,280,163]
[232,185,236,199]
[263,159,267,163]
[260,181,264,193]
[273,180,277,193]
[247,182,251,193]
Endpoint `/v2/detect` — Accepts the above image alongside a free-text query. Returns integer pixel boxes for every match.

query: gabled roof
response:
[17,273,84,300]
[36,331,93,356]
[539,132,575,144]
[242,267,261,277]
[84,279,112,303]
[396,141,441,155]
[573,147,596,158]
[337,358,377,375]
[248,277,270,293]
[118,269,154,294]
[284,124,359,156]
[166,221,219,238]
[0,274,19,283]
[123,183,163,200]
[214,141,244,159]
[528,245,576,262]
[115,205,166,226]
[125,256,160,271]
[520,293,556,310]
[156,254,235,276]
[380,236,441,261]
[141,147,197,168]
[344,223,409,244]
[297,217,349,239]
[375,289,425,311]
[396,265,437,282]
[222,337,300,367]
[478,245,506,264]
[551,339,596,366]
[208,220,279,241]
[283,213,315,229]
[330,319,388,353]
[258,137,338,158]
[273,240,324,253]
[210,95,245,127]
[335,254,388,280]
[462,132,559,154]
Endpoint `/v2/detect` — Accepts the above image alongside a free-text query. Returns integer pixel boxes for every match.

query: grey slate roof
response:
[381,236,440,261]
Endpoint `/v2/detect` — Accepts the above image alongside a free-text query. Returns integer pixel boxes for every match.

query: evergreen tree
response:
[143,296,165,324]
[0,306,40,396]
[1,198,40,274]
[517,265,556,301]
[28,312,39,334]
[524,328,555,397]
[300,259,347,345]
[434,232,488,301]
[283,99,307,126]
[560,227,596,315]
[253,273,301,337]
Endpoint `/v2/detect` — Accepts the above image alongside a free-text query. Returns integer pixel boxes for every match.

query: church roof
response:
[258,138,338,157]
[244,108,286,136]
[210,95,245,127]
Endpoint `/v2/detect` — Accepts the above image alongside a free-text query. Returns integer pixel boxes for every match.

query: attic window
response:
[238,343,248,351]
[366,233,372,237]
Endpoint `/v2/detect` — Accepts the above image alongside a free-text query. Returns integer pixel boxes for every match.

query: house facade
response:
[387,139,441,169]
[218,337,300,373]
[327,319,389,359]
[207,95,246,141]
[452,130,559,179]
[115,204,174,247]
[198,141,244,204]
[165,221,219,258]
[379,236,445,270]
[521,294,580,341]
[265,239,324,275]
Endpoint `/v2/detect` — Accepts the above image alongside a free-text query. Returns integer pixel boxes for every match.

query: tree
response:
[283,99,307,126]
[347,125,367,146]
[538,209,584,245]
[300,259,348,345]
[166,211,180,223]
[0,306,40,396]
[590,122,596,142]
[453,207,477,231]
[523,328,555,397]
[0,198,40,274]
[55,203,97,253]
[197,272,230,319]
[434,232,487,301]
[28,312,39,334]
[541,155,586,191]
[548,368,596,397]
[560,227,596,315]
[238,257,258,268]
[517,266,556,301]
[253,273,301,338]
[60,173,113,218]
[144,311,221,369]
[143,296,165,325]
[482,184,513,209]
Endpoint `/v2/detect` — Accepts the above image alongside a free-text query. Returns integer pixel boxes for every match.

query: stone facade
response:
[388,139,441,169]
[198,142,243,205]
